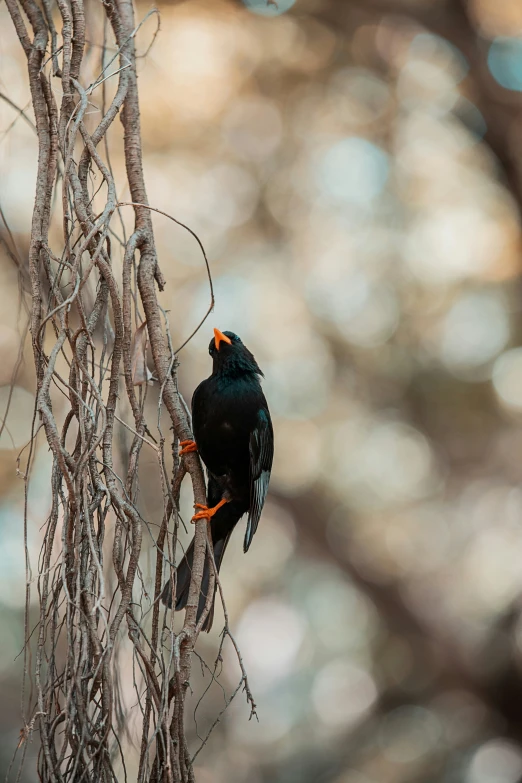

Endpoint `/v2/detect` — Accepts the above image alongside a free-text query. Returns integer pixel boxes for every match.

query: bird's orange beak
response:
[214,328,232,351]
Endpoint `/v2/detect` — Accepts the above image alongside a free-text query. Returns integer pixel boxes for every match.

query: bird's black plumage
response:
[161,329,274,630]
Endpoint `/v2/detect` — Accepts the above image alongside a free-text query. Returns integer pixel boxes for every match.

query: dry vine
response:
[3,0,255,780]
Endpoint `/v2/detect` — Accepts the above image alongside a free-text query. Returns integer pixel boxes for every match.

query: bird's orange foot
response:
[179,439,197,456]
[191,498,228,523]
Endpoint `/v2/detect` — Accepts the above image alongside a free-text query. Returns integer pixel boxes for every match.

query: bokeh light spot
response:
[405,206,506,285]
[333,420,436,508]
[312,659,377,729]
[440,292,510,373]
[488,37,522,91]
[398,59,460,114]
[467,739,522,783]
[304,571,379,653]
[471,1,522,37]
[264,354,333,419]
[492,348,522,412]
[235,599,305,689]
[306,263,399,347]
[242,0,296,17]
[328,68,391,126]
[316,137,389,207]
[409,33,469,82]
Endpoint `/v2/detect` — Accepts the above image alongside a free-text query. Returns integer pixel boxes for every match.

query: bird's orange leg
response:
[191,498,228,523]
[179,439,197,456]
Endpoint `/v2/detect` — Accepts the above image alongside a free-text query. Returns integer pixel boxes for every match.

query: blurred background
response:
[3,0,522,780]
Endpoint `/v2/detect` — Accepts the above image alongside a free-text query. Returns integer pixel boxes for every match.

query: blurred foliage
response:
[3,0,522,781]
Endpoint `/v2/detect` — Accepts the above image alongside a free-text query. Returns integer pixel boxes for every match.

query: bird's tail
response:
[160,531,231,632]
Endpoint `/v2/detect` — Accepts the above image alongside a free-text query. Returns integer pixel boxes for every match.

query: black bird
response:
[161,328,274,630]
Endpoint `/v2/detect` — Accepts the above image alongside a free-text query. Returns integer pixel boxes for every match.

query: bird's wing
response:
[244,407,274,552]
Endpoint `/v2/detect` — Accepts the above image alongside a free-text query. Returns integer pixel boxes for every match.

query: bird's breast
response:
[193,377,260,477]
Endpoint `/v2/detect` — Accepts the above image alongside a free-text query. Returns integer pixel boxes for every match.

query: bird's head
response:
[209,328,263,378]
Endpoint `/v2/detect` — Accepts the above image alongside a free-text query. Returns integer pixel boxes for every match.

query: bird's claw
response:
[179,439,197,456]
[191,498,228,523]
[191,512,208,523]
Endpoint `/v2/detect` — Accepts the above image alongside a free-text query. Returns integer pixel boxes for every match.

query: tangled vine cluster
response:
[3,1,254,780]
